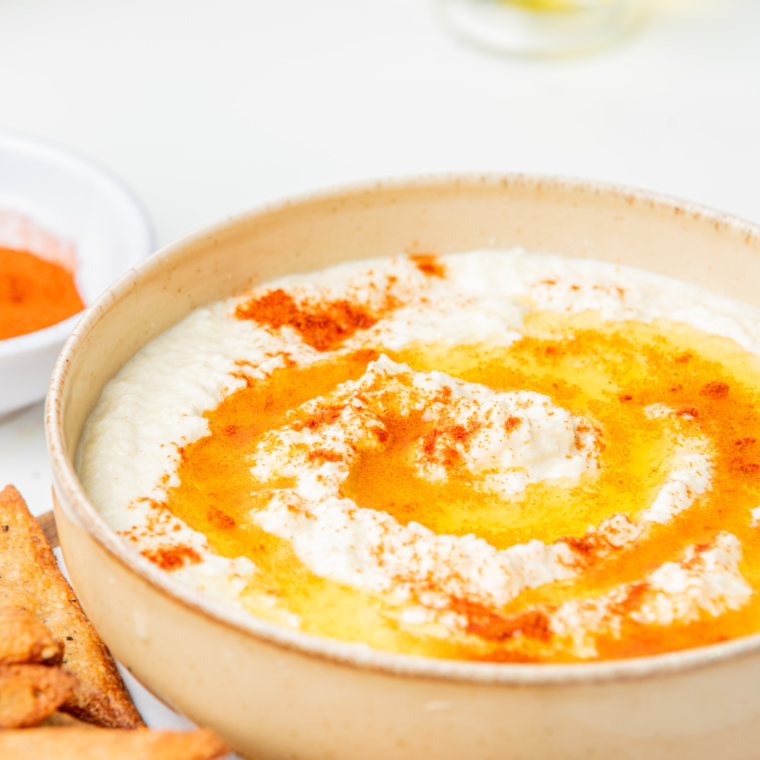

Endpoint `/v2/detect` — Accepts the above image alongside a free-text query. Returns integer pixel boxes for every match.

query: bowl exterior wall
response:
[48,175,760,759]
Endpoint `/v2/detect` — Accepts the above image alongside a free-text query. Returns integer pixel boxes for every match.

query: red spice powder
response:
[504,416,522,432]
[701,381,730,399]
[610,582,650,617]
[730,457,760,475]
[207,506,236,530]
[235,289,382,352]
[421,421,481,457]
[451,598,552,642]
[142,545,202,571]
[0,247,85,340]
[409,254,446,279]
[307,449,345,463]
[291,403,347,432]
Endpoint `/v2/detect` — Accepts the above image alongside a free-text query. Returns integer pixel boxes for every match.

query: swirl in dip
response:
[78,250,760,663]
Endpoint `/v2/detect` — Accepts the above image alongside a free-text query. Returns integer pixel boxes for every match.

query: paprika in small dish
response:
[0,129,153,417]
[0,246,85,342]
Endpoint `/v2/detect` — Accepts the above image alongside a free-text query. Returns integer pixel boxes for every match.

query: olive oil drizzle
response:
[161,312,760,662]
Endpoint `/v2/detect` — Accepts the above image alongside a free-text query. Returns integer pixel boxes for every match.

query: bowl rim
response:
[46,172,760,688]
[0,128,155,358]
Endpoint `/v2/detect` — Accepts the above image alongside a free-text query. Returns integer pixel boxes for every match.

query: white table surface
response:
[1,0,759,748]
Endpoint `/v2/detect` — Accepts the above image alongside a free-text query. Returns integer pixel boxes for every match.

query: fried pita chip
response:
[0,663,77,728]
[0,606,63,666]
[0,726,229,760]
[0,485,144,728]
[38,710,96,728]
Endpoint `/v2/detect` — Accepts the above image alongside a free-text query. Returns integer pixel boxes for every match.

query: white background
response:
[2,0,758,248]
[1,0,759,746]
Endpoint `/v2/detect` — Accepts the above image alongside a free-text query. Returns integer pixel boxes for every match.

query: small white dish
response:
[0,130,154,418]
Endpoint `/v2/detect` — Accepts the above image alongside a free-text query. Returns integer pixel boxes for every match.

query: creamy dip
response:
[78,249,760,663]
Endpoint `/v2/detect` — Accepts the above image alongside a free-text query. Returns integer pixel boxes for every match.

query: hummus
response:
[78,249,760,663]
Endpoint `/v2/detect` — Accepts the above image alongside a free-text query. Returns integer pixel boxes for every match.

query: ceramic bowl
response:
[46,175,760,760]
[0,129,154,417]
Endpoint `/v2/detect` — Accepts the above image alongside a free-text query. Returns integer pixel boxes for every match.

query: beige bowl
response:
[46,176,760,760]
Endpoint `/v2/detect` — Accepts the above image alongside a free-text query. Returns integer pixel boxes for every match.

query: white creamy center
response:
[249,355,599,611]
[248,360,718,625]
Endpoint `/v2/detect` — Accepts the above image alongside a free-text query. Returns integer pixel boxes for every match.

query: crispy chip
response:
[0,663,77,729]
[0,726,229,760]
[37,710,96,728]
[0,485,144,728]
[0,606,63,666]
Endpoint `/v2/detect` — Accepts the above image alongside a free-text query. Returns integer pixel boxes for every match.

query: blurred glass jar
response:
[439,0,648,57]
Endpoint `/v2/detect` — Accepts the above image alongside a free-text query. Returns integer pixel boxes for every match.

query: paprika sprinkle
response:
[0,247,85,341]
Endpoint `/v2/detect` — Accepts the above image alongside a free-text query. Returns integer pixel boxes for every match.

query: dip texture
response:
[78,249,760,663]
